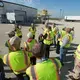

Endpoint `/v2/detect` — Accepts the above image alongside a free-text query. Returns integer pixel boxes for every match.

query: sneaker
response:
[69,75,80,80]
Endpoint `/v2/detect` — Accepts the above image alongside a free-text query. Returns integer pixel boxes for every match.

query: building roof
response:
[2,1,37,10]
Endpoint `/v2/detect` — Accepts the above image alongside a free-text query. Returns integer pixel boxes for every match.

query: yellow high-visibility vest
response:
[60,33,72,48]
[3,50,30,74]
[75,45,80,60]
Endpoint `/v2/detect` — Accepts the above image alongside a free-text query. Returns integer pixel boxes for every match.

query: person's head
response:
[8,31,15,38]
[14,24,19,31]
[47,26,52,31]
[32,43,44,59]
[9,36,21,51]
[62,27,66,31]
[71,27,74,31]
[65,28,71,33]
[27,32,33,39]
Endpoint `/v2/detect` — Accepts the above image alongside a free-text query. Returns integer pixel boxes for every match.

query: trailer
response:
[64,16,80,21]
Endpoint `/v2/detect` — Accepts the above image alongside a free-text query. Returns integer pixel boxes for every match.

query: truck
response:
[64,16,80,21]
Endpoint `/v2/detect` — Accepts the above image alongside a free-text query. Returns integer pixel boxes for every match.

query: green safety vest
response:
[60,33,72,48]
[29,27,36,35]
[5,50,30,73]
[15,28,22,37]
[43,31,54,45]
[60,30,66,38]
[52,27,58,36]
[75,45,80,60]
[25,39,36,57]
[26,58,61,80]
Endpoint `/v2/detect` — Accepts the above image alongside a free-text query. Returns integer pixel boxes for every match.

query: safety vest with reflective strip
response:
[6,50,30,73]
[24,39,37,57]
[15,28,22,37]
[60,30,66,38]
[75,45,80,60]
[60,33,72,48]
[43,31,54,45]
[28,59,61,80]
[29,27,36,35]
[52,27,58,36]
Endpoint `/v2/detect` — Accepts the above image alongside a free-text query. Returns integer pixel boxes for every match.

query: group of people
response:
[0,22,80,80]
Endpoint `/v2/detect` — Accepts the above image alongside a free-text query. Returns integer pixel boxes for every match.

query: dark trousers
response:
[56,41,60,54]
[15,73,30,80]
[43,44,50,59]
[0,58,5,80]
[54,36,56,47]
[30,56,36,65]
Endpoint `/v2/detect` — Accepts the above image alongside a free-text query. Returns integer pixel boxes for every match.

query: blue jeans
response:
[60,47,67,63]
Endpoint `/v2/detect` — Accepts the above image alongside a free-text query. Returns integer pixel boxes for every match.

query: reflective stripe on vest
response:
[31,66,37,80]
[30,59,60,80]
[50,58,60,80]
[6,50,29,72]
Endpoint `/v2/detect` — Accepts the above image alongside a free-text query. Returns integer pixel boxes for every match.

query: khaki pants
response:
[72,58,80,79]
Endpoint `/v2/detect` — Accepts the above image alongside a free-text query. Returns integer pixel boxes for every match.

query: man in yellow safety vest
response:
[24,32,37,65]
[43,26,54,59]
[26,43,62,80]
[29,23,36,39]
[5,31,15,52]
[59,28,72,65]
[3,36,30,80]
[14,24,22,38]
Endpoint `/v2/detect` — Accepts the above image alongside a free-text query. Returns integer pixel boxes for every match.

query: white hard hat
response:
[27,32,33,38]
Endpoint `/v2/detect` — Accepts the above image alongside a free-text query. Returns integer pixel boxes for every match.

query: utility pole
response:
[60,9,62,19]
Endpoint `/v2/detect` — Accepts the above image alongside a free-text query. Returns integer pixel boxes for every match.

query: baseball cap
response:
[9,36,21,46]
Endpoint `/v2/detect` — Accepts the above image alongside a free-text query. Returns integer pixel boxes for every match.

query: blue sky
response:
[3,0,80,17]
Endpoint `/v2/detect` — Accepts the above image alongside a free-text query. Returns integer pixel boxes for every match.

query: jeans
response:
[60,47,67,63]
[43,44,50,59]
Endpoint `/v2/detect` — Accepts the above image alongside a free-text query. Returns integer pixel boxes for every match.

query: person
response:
[71,27,74,40]
[52,23,59,47]
[38,34,44,44]
[59,28,72,65]
[68,45,80,80]
[26,43,62,80]
[43,26,54,59]
[14,24,22,38]
[29,23,36,39]
[0,57,11,80]
[3,36,30,80]
[56,27,66,54]
[24,32,37,65]
[5,31,15,52]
